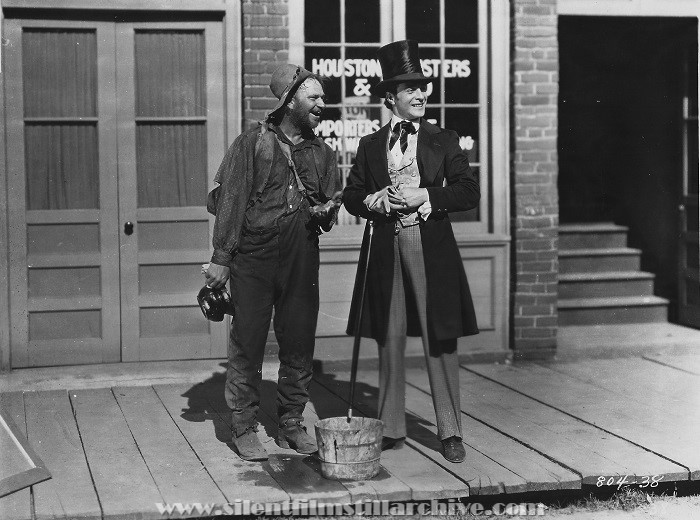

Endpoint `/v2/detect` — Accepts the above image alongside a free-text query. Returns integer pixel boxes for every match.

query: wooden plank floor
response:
[643,352,700,376]
[24,390,101,520]
[467,360,700,481]
[1,354,698,519]
[314,369,579,495]
[154,382,291,506]
[446,368,686,485]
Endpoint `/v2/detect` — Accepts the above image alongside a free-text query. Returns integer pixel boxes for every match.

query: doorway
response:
[558,16,699,325]
[5,15,228,367]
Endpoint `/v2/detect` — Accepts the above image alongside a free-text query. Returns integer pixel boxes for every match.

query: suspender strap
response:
[274,136,309,199]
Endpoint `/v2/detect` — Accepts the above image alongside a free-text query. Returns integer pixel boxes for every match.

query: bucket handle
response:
[318,456,381,465]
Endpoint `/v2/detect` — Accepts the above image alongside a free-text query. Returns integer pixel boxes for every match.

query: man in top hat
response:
[343,40,480,463]
[205,64,342,461]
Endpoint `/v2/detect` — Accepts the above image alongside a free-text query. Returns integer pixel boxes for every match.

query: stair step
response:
[559,223,628,233]
[558,295,668,309]
[558,296,669,325]
[559,248,641,273]
[559,247,641,257]
[559,223,629,249]
[559,271,653,282]
[557,223,669,327]
[558,271,655,299]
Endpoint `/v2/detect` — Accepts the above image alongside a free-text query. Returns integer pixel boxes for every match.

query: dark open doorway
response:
[558,16,698,323]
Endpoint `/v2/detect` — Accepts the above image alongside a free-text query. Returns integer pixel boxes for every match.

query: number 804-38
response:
[596,474,663,489]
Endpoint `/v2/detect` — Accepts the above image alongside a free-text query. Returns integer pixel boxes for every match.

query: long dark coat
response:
[343,120,480,343]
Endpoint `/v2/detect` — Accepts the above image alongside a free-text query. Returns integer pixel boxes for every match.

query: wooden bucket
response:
[314,417,383,481]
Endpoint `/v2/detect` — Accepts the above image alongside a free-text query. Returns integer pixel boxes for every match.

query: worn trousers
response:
[226,211,319,436]
[378,224,462,440]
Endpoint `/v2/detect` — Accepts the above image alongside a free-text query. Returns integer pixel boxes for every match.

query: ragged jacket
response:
[210,123,340,267]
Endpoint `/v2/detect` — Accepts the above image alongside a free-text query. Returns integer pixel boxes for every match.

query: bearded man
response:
[205,64,341,461]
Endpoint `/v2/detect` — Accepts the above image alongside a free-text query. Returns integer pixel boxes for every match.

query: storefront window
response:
[296,0,486,226]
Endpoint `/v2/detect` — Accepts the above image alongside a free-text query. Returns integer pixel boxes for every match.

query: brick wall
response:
[511,0,559,359]
[242,0,289,130]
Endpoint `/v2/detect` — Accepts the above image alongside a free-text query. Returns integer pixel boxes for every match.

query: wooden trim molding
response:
[0,409,51,497]
[491,0,510,237]
[0,6,8,372]
[558,0,700,17]
[4,18,30,368]
[2,0,228,10]
[0,126,7,368]
[224,0,242,146]
[288,0,304,66]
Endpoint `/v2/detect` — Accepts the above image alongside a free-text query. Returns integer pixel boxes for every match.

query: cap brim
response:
[265,69,314,121]
[370,73,431,97]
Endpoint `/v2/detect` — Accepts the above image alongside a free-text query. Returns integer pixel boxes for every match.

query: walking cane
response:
[347,220,375,423]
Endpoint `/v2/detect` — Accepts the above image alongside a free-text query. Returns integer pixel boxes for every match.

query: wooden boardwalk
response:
[1,354,698,519]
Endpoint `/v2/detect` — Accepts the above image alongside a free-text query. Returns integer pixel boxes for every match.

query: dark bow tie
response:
[389,120,417,154]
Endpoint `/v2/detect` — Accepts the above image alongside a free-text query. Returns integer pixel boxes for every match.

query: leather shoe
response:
[381,436,405,451]
[231,426,268,461]
[441,436,466,463]
[277,418,318,454]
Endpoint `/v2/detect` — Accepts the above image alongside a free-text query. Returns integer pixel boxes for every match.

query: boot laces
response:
[283,418,307,432]
[237,423,259,437]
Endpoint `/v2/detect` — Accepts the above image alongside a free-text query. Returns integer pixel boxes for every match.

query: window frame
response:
[290,0,510,242]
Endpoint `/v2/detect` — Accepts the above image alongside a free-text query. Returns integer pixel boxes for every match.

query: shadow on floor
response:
[177,363,444,460]
[178,364,231,445]
[311,369,444,457]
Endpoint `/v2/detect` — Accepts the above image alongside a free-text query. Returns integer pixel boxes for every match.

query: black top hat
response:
[371,40,430,97]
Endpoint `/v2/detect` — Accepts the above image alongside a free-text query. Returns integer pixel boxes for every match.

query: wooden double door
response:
[5,16,228,367]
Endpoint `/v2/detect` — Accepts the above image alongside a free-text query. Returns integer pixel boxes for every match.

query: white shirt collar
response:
[390,115,420,133]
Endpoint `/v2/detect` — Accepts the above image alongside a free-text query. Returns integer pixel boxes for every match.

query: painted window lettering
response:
[303,0,484,225]
[311,58,471,79]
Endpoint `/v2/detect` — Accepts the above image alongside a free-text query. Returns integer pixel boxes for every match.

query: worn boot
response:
[231,425,268,461]
[441,436,466,463]
[277,418,318,454]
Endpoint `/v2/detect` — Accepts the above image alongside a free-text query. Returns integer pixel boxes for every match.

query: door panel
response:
[6,19,121,367]
[116,22,227,361]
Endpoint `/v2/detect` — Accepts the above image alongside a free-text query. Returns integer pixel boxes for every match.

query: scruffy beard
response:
[288,105,320,132]
[286,78,323,131]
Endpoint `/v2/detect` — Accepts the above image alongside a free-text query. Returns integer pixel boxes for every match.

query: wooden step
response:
[558,271,655,299]
[558,295,669,325]
[559,248,641,273]
[559,223,629,250]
